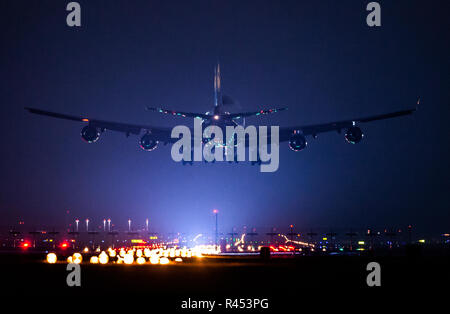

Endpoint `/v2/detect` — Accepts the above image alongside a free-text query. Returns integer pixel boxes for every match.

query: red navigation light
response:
[213,209,219,214]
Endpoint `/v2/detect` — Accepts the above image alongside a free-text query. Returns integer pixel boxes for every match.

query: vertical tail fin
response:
[214,63,222,107]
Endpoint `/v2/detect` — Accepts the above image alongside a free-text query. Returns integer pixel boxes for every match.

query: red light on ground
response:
[60,242,69,249]
[21,242,30,248]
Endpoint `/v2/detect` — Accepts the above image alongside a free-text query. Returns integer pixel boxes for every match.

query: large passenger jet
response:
[25,64,416,155]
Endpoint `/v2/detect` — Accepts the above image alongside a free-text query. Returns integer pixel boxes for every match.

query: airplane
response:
[25,64,416,159]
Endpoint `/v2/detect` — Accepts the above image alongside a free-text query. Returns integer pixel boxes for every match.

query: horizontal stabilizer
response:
[146,106,209,120]
[229,107,288,120]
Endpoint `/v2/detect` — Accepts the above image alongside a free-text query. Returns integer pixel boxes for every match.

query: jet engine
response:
[344,126,364,144]
[289,133,307,151]
[140,133,158,151]
[81,126,100,143]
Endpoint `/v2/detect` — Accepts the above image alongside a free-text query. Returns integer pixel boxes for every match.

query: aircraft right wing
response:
[25,107,176,143]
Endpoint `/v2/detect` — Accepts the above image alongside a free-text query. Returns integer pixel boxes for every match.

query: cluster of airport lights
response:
[73,211,218,233]
[46,245,219,265]
[73,218,149,232]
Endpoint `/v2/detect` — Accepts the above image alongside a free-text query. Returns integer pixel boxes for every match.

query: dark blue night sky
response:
[1,1,449,235]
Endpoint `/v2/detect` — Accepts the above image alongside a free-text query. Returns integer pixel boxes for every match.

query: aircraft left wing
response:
[279,108,416,142]
[25,107,176,143]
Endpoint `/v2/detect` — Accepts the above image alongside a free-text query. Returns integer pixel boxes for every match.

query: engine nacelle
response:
[289,133,307,151]
[345,126,364,144]
[81,126,100,143]
[140,133,158,151]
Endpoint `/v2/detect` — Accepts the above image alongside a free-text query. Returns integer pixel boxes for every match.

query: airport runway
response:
[1,252,449,297]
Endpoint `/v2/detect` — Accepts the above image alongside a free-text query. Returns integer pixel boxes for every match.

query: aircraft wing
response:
[146,106,210,120]
[279,108,416,142]
[229,107,288,120]
[25,107,176,143]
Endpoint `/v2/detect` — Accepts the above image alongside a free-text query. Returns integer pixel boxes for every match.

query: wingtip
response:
[410,98,420,112]
[24,107,36,113]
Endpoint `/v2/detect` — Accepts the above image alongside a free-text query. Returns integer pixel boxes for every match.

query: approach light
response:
[136,257,146,264]
[159,257,170,265]
[150,256,159,264]
[99,251,109,264]
[175,257,183,262]
[124,253,134,265]
[213,115,219,120]
[90,256,99,264]
[72,253,83,264]
[46,253,57,264]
